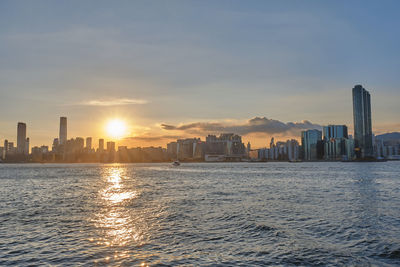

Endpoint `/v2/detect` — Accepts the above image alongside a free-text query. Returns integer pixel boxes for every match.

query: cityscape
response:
[1,85,399,163]
[2,1,400,266]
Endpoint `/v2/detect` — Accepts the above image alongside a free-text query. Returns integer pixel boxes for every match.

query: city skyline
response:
[1,85,399,151]
[1,1,400,148]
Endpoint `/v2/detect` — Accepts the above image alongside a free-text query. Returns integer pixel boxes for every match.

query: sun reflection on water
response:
[91,166,144,253]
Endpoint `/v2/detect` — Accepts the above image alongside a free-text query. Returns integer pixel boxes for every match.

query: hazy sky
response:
[1,0,399,148]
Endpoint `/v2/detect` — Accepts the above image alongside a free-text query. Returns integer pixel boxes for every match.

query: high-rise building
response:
[323,125,348,140]
[301,129,322,161]
[98,139,104,151]
[107,141,116,152]
[4,140,8,157]
[177,138,202,160]
[75,137,85,150]
[17,122,27,154]
[352,85,373,158]
[323,125,349,160]
[25,138,30,155]
[204,134,245,161]
[59,117,67,145]
[167,141,178,158]
[86,137,92,150]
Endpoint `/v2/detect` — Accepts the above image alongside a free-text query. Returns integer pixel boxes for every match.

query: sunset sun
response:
[106,119,127,139]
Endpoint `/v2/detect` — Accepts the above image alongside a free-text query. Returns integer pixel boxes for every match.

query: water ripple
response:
[1,162,400,266]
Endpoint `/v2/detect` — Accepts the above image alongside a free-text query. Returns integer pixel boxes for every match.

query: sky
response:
[1,0,399,148]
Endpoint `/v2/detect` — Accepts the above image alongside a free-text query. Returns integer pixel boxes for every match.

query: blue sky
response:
[1,0,399,147]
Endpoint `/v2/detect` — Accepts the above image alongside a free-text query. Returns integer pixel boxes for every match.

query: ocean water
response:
[1,162,400,266]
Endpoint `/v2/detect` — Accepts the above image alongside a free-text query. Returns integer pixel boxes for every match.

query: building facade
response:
[17,122,27,155]
[59,117,67,145]
[352,85,373,158]
[205,134,245,161]
[323,125,352,161]
[301,129,322,161]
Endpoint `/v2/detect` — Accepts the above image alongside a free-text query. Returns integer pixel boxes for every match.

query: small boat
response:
[172,161,181,166]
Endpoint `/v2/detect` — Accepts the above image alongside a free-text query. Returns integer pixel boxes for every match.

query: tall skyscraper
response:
[352,85,373,158]
[17,122,26,154]
[59,117,67,145]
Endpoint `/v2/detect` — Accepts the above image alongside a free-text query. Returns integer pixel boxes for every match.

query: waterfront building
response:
[17,122,27,154]
[59,117,67,145]
[52,138,59,152]
[176,138,202,160]
[86,137,92,150]
[344,137,355,161]
[352,85,373,158]
[374,136,400,160]
[7,142,17,155]
[25,138,29,155]
[257,138,299,161]
[75,137,84,150]
[98,139,104,152]
[4,140,8,158]
[287,139,300,161]
[323,125,349,160]
[167,141,178,159]
[301,129,322,161]
[107,141,115,152]
[205,134,245,161]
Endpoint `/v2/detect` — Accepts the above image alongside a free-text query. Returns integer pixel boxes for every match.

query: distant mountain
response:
[376,132,400,142]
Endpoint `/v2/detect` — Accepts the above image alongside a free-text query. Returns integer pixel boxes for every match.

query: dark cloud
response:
[161,117,322,135]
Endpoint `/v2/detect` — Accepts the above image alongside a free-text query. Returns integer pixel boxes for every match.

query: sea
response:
[1,162,400,266]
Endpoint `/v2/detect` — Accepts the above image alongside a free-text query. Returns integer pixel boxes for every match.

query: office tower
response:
[17,122,27,154]
[323,125,348,140]
[75,137,85,150]
[52,138,59,152]
[107,141,115,152]
[323,125,349,160]
[287,139,300,161]
[301,129,322,161]
[98,139,104,151]
[59,117,67,145]
[352,85,373,158]
[86,137,92,150]
[25,138,29,155]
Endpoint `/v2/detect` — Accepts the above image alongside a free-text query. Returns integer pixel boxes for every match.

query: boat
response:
[172,161,181,166]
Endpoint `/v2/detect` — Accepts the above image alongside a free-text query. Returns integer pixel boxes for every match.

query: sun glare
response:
[106,119,127,139]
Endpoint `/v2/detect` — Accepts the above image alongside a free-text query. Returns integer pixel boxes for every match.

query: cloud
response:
[81,98,148,106]
[161,117,322,136]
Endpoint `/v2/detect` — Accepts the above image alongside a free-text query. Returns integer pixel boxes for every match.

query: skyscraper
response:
[59,117,67,145]
[352,85,373,158]
[98,139,104,152]
[301,129,322,161]
[323,125,349,160]
[25,138,29,155]
[86,137,92,150]
[17,122,26,154]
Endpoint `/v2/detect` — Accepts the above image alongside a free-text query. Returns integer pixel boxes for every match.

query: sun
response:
[106,119,127,139]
